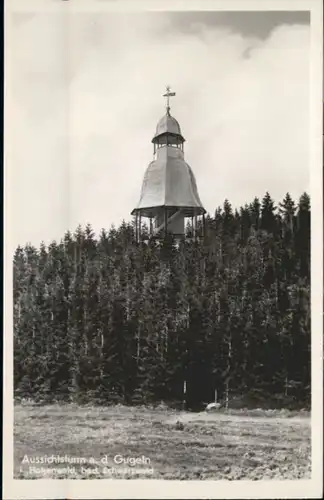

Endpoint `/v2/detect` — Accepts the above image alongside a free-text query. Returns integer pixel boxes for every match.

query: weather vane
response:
[163,85,176,114]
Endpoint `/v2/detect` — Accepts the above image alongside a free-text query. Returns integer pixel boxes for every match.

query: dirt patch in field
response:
[14,404,311,480]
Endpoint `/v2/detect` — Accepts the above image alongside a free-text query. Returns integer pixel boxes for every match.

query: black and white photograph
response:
[3,0,323,498]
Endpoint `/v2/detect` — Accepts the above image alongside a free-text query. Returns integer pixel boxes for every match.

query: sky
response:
[9,10,310,247]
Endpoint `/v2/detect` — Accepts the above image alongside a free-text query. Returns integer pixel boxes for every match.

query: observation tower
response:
[131,87,206,240]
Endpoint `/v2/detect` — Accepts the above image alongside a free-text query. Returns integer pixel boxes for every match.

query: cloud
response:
[10,12,310,247]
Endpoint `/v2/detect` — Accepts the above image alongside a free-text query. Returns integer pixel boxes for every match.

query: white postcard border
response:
[3,0,323,498]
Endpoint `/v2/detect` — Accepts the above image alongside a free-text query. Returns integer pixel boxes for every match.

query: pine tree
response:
[261,192,277,234]
[249,197,261,230]
[296,192,310,278]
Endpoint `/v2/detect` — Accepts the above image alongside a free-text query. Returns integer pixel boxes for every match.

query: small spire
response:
[163,85,176,115]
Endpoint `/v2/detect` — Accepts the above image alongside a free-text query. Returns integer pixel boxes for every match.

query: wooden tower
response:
[131,87,206,240]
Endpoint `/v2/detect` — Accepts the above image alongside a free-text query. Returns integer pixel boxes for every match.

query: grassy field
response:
[14,403,311,480]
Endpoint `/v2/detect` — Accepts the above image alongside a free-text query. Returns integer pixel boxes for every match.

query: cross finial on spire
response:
[163,85,176,115]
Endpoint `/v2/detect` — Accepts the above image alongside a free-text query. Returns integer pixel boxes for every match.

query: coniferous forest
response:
[13,192,311,409]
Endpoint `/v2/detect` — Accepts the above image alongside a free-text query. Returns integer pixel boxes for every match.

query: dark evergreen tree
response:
[261,192,277,234]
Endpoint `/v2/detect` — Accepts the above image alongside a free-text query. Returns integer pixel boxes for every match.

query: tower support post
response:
[135,214,139,243]
[164,208,168,237]
[139,215,142,241]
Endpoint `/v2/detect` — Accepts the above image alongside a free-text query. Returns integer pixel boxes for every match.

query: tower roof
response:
[131,86,206,222]
[131,147,206,218]
[152,113,185,143]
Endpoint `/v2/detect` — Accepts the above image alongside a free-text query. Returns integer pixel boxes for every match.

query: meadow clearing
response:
[14,403,311,480]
